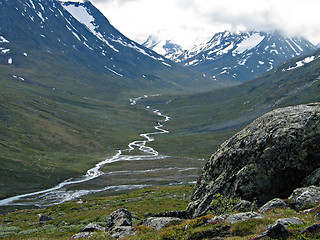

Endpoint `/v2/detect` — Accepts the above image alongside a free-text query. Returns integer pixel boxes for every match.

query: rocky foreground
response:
[188,102,320,218]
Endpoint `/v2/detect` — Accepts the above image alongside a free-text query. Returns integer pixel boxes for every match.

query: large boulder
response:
[106,208,132,230]
[187,103,320,218]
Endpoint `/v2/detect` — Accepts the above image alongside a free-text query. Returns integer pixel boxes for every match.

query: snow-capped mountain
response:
[0,0,214,94]
[142,35,184,60]
[171,31,317,83]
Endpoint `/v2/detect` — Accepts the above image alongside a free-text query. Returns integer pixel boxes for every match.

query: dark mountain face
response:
[169,31,317,83]
[0,0,215,98]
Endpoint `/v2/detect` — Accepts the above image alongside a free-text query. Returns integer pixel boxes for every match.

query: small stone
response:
[141,217,182,230]
[80,223,105,232]
[259,198,287,213]
[70,232,94,239]
[289,186,320,209]
[109,226,135,238]
[232,200,254,212]
[255,222,291,239]
[273,217,304,227]
[208,212,264,224]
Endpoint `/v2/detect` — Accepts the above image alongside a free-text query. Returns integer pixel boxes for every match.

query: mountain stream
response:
[0,95,204,208]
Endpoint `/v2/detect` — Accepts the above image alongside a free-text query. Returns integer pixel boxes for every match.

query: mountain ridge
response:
[143,30,317,84]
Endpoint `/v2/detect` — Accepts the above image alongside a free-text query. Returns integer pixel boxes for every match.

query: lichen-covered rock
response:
[208,212,264,224]
[232,200,255,212]
[259,198,287,214]
[109,226,135,238]
[70,232,94,239]
[255,222,291,239]
[80,223,105,232]
[141,217,182,230]
[289,185,320,209]
[106,208,132,230]
[272,217,304,227]
[188,103,320,218]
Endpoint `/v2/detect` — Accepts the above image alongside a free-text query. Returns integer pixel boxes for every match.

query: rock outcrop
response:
[187,103,320,218]
[289,185,320,209]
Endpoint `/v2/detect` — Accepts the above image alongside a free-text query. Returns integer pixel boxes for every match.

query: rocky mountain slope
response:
[167,31,317,83]
[187,103,320,218]
[0,0,215,96]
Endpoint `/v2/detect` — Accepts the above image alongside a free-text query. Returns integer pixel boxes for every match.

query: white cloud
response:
[91,0,320,48]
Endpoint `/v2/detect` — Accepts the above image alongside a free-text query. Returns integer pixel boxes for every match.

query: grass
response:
[0,66,163,199]
[1,185,320,239]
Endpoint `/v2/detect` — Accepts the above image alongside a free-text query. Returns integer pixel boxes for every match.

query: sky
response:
[90,0,320,49]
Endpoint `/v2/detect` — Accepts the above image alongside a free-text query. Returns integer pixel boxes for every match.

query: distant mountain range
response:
[0,0,215,97]
[143,31,317,83]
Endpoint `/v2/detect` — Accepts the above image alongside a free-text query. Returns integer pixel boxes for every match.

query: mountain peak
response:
[142,34,183,57]
[168,30,317,83]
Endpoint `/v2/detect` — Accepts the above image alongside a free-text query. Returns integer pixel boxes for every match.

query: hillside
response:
[0,0,217,200]
[139,49,320,158]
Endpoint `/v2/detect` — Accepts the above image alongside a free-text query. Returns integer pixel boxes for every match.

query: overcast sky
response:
[90,0,320,49]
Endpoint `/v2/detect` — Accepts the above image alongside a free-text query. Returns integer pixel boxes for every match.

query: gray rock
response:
[208,212,264,224]
[187,103,320,218]
[259,198,287,213]
[39,214,53,225]
[109,226,135,238]
[255,222,290,239]
[272,217,304,227]
[289,185,320,209]
[225,212,264,224]
[70,232,94,239]
[141,217,182,230]
[106,208,132,230]
[80,223,105,232]
[232,200,254,212]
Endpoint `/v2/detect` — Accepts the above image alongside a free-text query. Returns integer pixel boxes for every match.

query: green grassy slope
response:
[0,63,163,199]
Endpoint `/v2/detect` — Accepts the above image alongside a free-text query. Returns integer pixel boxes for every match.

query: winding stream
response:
[0,95,202,208]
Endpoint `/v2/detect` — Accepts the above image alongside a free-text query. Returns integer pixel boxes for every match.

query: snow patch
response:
[0,48,10,54]
[233,33,265,54]
[184,59,199,66]
[37,11,45,22]
[162,62,171,67]
[12,75,25,81]
[8,57,13,64]
[62,3,119,52]
[0,36,9,43]
[105,66,123,77]
[217,43,234,55]
[283,55,315,71]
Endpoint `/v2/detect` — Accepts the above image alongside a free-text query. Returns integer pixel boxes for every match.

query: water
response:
[0,95,204,208]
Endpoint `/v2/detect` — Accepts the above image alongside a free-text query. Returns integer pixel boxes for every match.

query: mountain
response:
[169,31,317,83]
[0,0,219,200]
[0,0,215,97]
[138,48,320,159]
[142,34,184,61]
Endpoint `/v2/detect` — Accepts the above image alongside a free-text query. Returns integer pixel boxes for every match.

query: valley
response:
[0,0,319,221]
[0,95,204,210]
